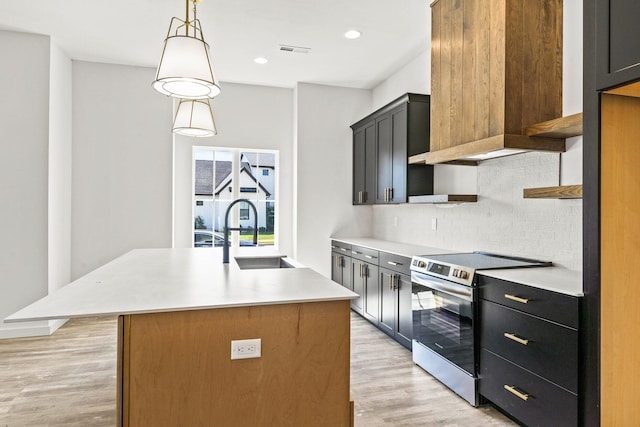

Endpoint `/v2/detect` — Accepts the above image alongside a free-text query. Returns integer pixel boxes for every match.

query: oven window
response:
[412,284,474,374]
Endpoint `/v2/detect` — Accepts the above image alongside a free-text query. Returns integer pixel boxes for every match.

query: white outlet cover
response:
[231,338,262,360]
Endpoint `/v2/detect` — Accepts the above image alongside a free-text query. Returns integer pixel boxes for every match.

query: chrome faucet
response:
[223,198,258,263]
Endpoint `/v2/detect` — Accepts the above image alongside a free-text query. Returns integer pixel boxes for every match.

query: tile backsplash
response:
[372,152,582,270]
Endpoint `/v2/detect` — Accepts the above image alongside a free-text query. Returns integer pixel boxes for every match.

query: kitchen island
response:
[5,248,357,427]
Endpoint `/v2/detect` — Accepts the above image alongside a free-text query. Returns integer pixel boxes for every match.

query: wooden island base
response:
[117,300,352,427]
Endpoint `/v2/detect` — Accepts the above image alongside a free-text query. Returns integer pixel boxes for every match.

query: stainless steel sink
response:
[234,256,296,270]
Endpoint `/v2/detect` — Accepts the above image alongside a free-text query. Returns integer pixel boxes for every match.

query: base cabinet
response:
[352,258,379,323]
[331,240,412,350]
[378,253,413,349]
[478,276,579,427]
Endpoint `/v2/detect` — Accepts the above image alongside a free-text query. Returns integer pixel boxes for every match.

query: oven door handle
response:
[411,272,473,302]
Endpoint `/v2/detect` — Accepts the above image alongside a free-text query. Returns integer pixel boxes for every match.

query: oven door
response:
[411,271,475,375]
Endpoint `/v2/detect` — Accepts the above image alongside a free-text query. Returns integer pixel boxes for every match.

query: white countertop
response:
[330,237,451,258]
[478,267,583,297]
[331,237,583,296]
[5,247,357,323]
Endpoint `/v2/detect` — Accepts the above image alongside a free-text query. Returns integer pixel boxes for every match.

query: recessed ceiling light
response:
[344,30,361,39]
[254,57,268,64]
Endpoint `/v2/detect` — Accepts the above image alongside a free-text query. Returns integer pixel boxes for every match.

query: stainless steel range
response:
[410,252,551,406]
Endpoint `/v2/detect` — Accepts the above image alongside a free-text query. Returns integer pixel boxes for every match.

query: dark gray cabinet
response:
[352,122,376,204]
[351,93,433,205]
[350,246,379,323]
[478,275,579,427]
[596,0,640,90]
[331,251,352,291]
[330,240,413,350]
[379,267,412,349]
[379,252,413,349]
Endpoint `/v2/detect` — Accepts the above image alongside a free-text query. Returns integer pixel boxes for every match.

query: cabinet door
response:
[396,273,413,349]
[376,114,392,203]
[352,126,366,205]
[331,252,352,291]
[363,263,379,324]
[379,268,396,337]
[342,255,352,292]
[596,0,640,89]
[331,252,343,284]
[351,259,365,314]
[390,106,407,203]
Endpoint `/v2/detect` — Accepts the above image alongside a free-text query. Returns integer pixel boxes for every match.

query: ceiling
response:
[0,0,430,90]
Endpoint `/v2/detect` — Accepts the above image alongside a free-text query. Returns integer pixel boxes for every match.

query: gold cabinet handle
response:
[504,332,529,346]
[389,187,393,201]
[504,385,529,401]
[504,294,529,304]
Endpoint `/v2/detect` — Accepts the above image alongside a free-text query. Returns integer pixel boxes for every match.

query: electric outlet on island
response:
[231,338,262,360]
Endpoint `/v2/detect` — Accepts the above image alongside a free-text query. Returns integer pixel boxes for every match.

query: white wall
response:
[294,83,372,276]
[368,0,583,271]
[173,83,295,254]
[0,31,53,338]
[48,40,72,295]
[71,61,173,279]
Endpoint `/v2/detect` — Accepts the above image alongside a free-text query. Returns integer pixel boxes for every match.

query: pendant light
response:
[172,99,217,137]
[152,0,221,99]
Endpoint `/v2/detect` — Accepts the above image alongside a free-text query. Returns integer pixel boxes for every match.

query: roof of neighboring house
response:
[195,160,271,197]
[241,152,276,168]
[195,160,232,195]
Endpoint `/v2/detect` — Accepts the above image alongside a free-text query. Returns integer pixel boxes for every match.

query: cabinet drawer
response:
[331,240,352,254]
[350,245,379,264]
[478,275,579,328]
[480,300,578,393]
[479,349,577,427]
[379,252,411,276]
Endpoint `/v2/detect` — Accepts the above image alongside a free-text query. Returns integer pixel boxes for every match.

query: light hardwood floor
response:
[0,313,516,426]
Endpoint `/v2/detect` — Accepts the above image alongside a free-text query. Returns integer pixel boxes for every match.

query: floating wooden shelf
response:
[525,113,583,138]
[408,194,478,204]
[523,185,583,199]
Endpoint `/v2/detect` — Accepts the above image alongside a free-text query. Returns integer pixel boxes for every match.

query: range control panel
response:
[410,256,475,286]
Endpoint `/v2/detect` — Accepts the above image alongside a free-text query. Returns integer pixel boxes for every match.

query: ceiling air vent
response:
[279,44,310,54]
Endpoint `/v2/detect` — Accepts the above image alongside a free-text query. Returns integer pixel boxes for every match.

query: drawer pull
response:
[504,385,529,401]
[340,248,347,252]
[365,255,376,259]
[504,332,529,346]
[351,251,361,255]
[504,294,529,304]
[387,261,402,266]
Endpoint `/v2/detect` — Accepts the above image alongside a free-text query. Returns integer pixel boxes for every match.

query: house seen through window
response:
[193,148,277,248]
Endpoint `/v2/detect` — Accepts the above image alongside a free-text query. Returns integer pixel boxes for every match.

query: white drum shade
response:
[172,99,217,137]
[153,35,221,99]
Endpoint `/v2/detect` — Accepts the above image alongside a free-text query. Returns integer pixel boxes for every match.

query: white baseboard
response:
[0,318,69,339]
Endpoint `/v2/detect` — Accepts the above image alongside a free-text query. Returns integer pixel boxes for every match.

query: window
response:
[239,202,250,220]
[193,148,277,248]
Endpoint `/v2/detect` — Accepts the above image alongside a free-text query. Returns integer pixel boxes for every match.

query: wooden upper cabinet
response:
[430,0,563,151]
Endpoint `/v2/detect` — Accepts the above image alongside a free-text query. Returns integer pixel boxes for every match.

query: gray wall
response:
[0,31,65,338]
[293,83,372,276]
[71,62,173,279]
[173,83,295,254]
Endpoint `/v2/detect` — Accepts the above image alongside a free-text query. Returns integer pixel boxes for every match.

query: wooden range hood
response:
[411,0,567,165]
